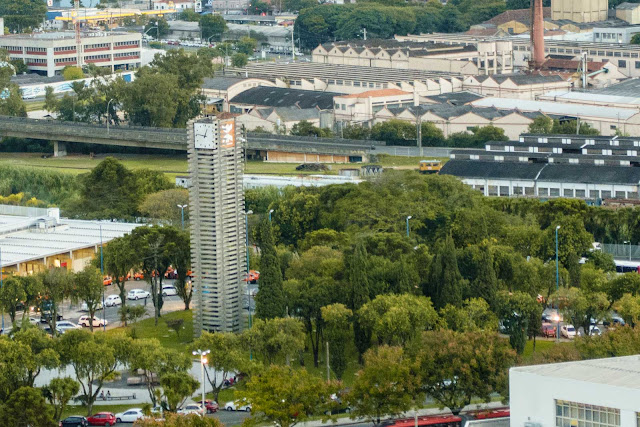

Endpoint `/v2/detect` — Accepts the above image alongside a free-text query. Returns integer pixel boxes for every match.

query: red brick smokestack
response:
[531,0,545,68]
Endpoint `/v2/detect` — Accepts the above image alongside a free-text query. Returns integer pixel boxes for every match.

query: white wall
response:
[510,368,640,426]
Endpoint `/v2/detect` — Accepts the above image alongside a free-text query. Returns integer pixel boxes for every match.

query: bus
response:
[613,259,640,273]
[382,409,509,427]
[418,160,442,174]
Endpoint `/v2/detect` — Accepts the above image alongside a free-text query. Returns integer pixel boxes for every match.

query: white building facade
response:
[510,356,640,426]
[0,31,141,77]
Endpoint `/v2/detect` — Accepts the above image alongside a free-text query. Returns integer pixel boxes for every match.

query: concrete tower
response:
[188,116,246,335]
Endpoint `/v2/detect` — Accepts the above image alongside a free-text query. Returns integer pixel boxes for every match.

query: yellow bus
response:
[418,160,442,174]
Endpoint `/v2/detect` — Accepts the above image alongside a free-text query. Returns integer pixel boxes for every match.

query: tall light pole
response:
[268,209,274,222]
[100,223,106,332]
[555,225,560,341]
[406,215,412,238]
[192,349,210,417]
[625,240,632,261]
[177,204,188,230]
[106,98,114,134]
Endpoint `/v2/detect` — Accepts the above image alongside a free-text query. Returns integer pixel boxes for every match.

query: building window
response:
[635,61,640,69]
[619,60,627,68]
[538,187,549,196]
[550,188,560,197]
[576,189,585,198]
[556,399,620,427]
[564,189,574,198]
[616,191,626,199]
[590,190,599,199]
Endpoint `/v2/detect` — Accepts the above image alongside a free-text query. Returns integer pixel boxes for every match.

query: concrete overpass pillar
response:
[53,141,67,157]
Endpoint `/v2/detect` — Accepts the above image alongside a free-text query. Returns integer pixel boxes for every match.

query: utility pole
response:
[416,116,423,157]
[362,28,367,41]
[291,30,295,61]
[326,341,330,382]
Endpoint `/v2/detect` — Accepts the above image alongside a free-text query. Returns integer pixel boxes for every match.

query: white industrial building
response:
[0,205,138,275]
[510,355,640,426]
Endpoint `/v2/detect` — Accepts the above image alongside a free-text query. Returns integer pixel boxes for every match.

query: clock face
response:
[194,123,217,149]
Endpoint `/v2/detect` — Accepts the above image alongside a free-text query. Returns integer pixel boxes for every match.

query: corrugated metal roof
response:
[0,216,139,267]
[511,355,640,390]
[471,97,639,120]
[542,90,640,106]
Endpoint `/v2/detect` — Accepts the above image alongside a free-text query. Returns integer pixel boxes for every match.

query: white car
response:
[127,289,150,300]
[55,321,81,334]
[561,324,577,339]
[115,408,144,423]
[162,285,177,297]
[225,400,251,412]
[78,315,108,328]
[104,295,122,307]
[178,403,203,415]
[80,301,103,311]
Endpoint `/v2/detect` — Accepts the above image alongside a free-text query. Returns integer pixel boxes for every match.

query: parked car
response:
[56,321,81,334]
[86,412,116,426]
[225,400,251,411]
[195,399,219,414]
[104,295,122,307]
[579,325,602,336]
[133,272,144,281]
[40,312,63,323]
[78,315,108,328]
[178,403,203,415]
[80,302,103,312]
[603,316,626,327]
[127,289,150,300]
[561,324,577,339]
[115,408,144,423]
[103,277,112,286]
[541,323,556,338]
[162,285,178,297]
[60,415,89,426]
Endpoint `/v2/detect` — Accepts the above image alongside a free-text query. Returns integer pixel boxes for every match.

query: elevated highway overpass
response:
[0,116,384,160]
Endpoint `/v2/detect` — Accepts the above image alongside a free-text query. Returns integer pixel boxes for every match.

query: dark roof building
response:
[229,87,341,110]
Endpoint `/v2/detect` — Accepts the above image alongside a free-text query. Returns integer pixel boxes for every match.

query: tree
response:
[348,346,418,425]
[248,0,270,14]
[238,365,337,427]
[255,220,286,320]
[358,294,439,346]
[495,291,541,354]
[62,66,84,81]
[58,330,132,416]
[130,338,191,406]
[145,18,170,39]
[439,298,498,332]
[159,373,199,412]
[0,386,56,427]
[118,305,147,334]
[9,59,26,75]
[0,0,47,33]
[605,273,640,308]
[13,327,60,387]
[236,37,257,55]
[586,250,616,273]
[0,276,26,328]
[179,8,202,21]
[528,116,553,134]
[191,332,247,402]
[231,53,249,68]
[0,336,41,400]
[43,377,80,421]
[39,267,73,333]
[370,120,416,146]
[550,287,609,337]
[122,71,182,128]
[632,33,640,45]
[420,122,445,146]
[411,330,516,415]
[135,413,223,427]
[615,293,640,327]
[472,124,508,143]
[469,243,499,307]
[425,235,466,309]
[165,229,192,310]
[140,189,190,224]
[242,317,305,365]
[103,235,138,324]
[199,14,227,41]
[44,86,58,113]
[321,303,353,380]
[71,266,104,332]
[290,120,332,137]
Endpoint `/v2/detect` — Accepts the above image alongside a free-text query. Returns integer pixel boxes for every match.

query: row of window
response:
[114,41,140,47]
[514,44,640,58]
[327,79,386,89]
[25,47,46,53]
[595,32,624,40]
[477,185,636,200]
[556,399,620,427]
[54,46,76,52]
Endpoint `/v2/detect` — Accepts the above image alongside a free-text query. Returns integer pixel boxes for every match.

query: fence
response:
[602,243,640,260]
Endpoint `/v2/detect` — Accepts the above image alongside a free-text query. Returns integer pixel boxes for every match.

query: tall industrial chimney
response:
[531,0,545,68]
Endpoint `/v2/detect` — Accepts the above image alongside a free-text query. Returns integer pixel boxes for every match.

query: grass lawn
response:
[106,309,194,351]
[0,152,443,178]
[522,338,560,360]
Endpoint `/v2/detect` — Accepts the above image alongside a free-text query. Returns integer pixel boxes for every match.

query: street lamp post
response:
[100,223,106,332]
[625,240,632,261]
[106,98,114,133]
[406,215,412,238]
[555,225,560,341]
[177,204,188,230]
[192,349,210,417]
[268,209,274,222]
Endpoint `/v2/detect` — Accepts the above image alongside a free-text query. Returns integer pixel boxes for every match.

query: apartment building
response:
[0,31,141,77]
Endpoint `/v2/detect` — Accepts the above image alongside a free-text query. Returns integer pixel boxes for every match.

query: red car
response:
[87,412,116,426]
[196,399,219,414]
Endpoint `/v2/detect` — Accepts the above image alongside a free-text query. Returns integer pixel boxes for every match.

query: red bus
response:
[383,408,509,427]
